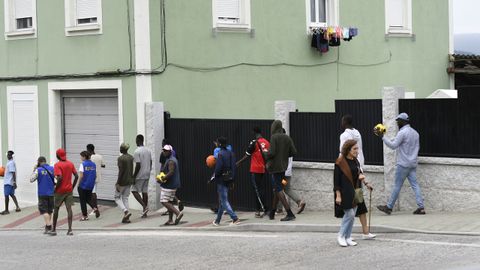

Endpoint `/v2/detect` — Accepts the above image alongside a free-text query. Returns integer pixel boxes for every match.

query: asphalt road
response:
[1,231,479,270]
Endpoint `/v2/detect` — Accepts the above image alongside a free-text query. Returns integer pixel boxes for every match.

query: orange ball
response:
[0,166,4,177]
[206,155,216,168]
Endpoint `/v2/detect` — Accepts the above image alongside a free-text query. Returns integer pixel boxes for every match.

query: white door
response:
[62,94,119,200]
[6,93,39,205]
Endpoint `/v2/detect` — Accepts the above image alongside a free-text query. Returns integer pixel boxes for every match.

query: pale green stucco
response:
[0,0,451,157]
[150,0,450,118]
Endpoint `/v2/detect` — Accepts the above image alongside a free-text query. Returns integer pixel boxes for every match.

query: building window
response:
[212,0,251,30]
[65,0,102,36]
[385,0,412,35]
[305,0,339,32]
[4,0,37,39]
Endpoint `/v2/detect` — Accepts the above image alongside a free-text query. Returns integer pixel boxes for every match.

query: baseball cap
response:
[396,112,409,121]
[162,145,173,151]
[56,148,67,161]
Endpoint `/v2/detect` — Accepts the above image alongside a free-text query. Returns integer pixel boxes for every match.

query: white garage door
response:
[6,93,39,205]
[63,93,119,201]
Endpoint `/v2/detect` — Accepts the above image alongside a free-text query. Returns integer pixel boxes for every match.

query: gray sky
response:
[454,0,480,34]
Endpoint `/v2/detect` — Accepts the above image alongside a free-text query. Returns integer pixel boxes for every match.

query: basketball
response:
[206,155,216,168]
[0,166,4,177]
[156,172,167,183]
[374,123,387,134]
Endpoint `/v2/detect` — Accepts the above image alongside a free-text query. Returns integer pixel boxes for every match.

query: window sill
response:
[385,31,415,41]
[5,28,36,39]
[66,24,102,36]
[213,25,254,37]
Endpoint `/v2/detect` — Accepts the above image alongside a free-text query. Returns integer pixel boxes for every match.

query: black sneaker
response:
[413,208,426,215]
[280,215,296,222]
[178,201,184,212]
[269,210,275,220]
[377,205,392,215]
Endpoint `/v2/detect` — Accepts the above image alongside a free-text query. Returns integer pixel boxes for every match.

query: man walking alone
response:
[376,113,426,215]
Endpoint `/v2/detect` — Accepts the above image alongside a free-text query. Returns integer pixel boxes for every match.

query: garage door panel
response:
[63,95,119,201]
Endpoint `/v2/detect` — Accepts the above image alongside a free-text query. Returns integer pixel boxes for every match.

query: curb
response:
[2,223,479,236]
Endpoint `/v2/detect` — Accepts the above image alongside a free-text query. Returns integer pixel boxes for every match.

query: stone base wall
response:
[291,157,480,212]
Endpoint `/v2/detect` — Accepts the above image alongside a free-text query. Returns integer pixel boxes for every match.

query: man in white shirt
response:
[87,144,105,218]
[132,134,152,218]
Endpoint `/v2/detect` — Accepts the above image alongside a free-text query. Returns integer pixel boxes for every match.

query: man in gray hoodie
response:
[265,120,297,221]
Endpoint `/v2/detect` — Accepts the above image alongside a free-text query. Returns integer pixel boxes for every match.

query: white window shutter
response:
[216,0,240,19]
[14,0,33,19]
[76,0,98,19]
[387,0,405,27]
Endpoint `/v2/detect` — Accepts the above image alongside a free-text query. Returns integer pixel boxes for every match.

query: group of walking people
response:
[334,112,425,247]
[2,112,426,244]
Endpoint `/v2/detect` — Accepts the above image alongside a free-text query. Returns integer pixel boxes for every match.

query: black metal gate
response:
[164,114,274,210]
[290,99,384,165]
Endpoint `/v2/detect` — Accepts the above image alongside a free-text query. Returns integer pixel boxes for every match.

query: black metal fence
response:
[399,86,480,158]
[164,114,274,210]
[290,99,384,165]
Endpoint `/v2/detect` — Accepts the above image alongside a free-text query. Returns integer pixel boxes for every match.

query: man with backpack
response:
[236,127,270,218]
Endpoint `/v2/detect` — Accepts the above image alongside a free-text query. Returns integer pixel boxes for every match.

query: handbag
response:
[354,188,364,204]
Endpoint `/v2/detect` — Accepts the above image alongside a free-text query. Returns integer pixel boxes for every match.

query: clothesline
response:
[310,26,359,54]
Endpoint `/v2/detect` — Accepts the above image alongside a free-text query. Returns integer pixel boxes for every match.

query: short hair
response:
[253,126,261,134]
[342,115,353,126]
[217,136,227,147]
[136,134,144,143]
[7,150,14,155]
[37,156,47,163]
[341,139,357,158]
[80,151,91,160]
[86,144,95,152]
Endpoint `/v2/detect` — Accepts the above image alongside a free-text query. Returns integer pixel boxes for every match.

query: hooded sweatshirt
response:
[265,120,297,173]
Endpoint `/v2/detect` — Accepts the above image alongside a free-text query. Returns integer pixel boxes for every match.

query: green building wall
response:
[150,0,450,119]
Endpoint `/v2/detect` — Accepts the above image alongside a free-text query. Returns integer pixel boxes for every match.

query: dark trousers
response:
[77,187,95,216]
[251,173,268,212]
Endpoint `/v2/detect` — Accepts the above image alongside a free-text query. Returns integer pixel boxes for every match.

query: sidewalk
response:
[0,203,479,235]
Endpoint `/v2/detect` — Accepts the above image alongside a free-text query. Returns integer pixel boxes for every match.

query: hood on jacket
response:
[271,120,283,135]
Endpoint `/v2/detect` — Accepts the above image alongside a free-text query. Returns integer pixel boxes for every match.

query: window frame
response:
[305,0,339,33]
[4,0,37,40]
[64,0,103,36]
[385,0,412,35]
[212,0,251,31]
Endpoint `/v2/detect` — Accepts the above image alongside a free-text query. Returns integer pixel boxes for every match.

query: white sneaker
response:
[212,221,220,227]
[337,236,347,247]
[89,210,95,216]
[362,233,376,240]
[346,238,358,246]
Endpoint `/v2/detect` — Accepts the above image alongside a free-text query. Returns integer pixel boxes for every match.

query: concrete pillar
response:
[274,100,296,134]
[382,86,405,210]
[145,102,165,210]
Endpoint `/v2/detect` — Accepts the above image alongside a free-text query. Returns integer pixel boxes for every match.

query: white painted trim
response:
[385,0,413,35]
[212,0,251,30]
[134,0,152,136]
[6,85,40,159]
[305,0,339,33]
[47,80,124,164]
[64,0,103,36]
[448,0,455,89]
[0,98,2,166]
[4,0,38,40]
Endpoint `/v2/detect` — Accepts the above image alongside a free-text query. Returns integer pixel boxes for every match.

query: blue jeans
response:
[387,165,424,209]
[338,207,357,239]
[216,183,238,223]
